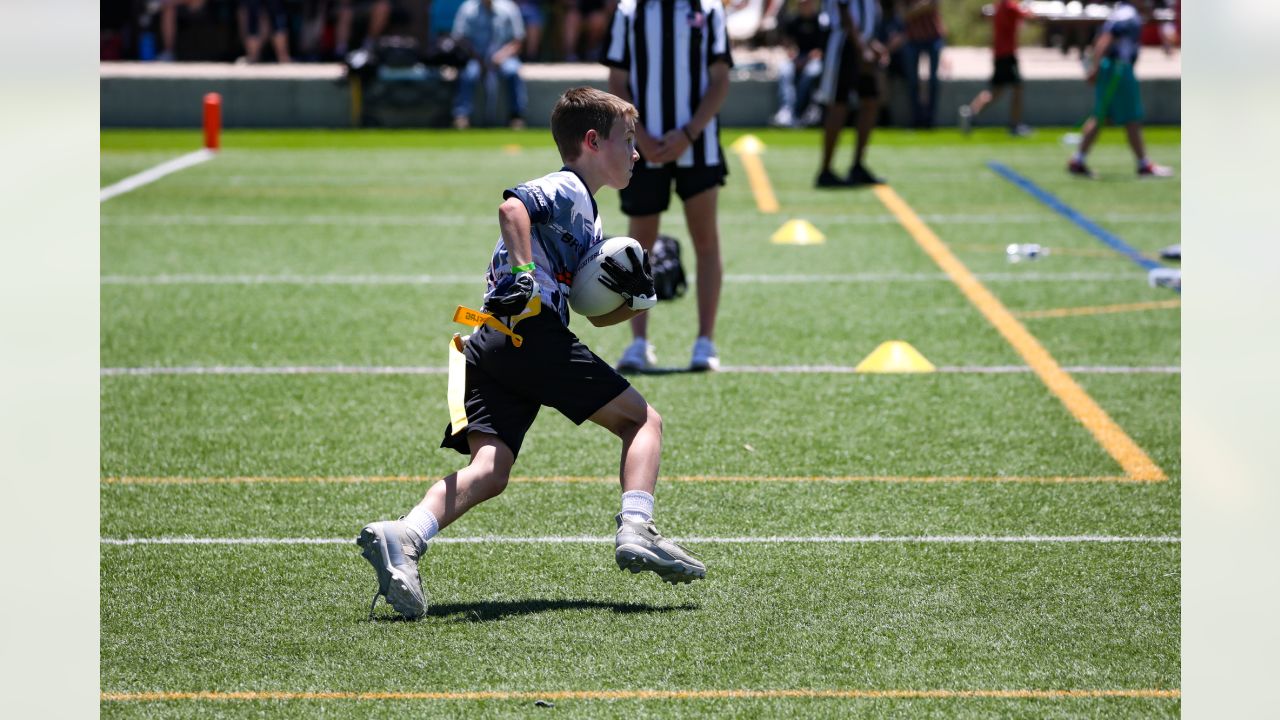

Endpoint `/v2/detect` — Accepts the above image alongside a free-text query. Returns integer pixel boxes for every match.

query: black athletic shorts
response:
[832,39,882,102]
[992,55,1021,86]
[620,162,728,216]
[440,310,631,458]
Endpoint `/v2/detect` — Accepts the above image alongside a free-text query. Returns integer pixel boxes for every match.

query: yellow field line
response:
[733,146,780,213]
[873,186,1166,482]
[101,474,1151,485]
[1014,299,1181,320]
[101,688,1180,702]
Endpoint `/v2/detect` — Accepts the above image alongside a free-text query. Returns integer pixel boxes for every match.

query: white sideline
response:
[100,534,1181,546]
[100,271,1146,285]
[99,364,1180,376]
[100,149,216,202]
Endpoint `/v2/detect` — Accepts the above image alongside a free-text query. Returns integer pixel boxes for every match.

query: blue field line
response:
[987,162,1178,293]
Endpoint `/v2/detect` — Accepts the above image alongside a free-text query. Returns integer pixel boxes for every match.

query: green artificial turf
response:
[101,127,1180,718]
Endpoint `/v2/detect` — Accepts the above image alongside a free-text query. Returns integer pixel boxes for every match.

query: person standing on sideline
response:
[815,0,887,187]
[958,0,1035,136]
[1067,0,1173,179]
[603,0,733,372]
[355,87,706,620]
[899,0,945,128]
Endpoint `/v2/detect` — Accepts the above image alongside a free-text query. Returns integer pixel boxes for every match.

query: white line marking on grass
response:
[100,271,1144,286]
[100,149,216,202]
[101,534,1181,546]
[100,364,1179,377]
[100,211,1178,227]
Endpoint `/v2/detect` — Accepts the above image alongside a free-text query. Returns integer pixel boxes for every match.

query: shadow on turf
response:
[371,599,698,623]
[619,366,707,376]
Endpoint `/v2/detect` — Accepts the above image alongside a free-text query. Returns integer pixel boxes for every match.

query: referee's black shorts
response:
[991,55,1021,86]
[830,39,882,103]
[440,310,630,458]
[620,162,728,216]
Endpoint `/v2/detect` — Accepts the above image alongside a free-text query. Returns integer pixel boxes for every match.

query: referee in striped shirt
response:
[816,0,887,187]
[603,0,732,373]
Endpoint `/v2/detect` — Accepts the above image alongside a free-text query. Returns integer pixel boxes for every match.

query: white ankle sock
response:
[620,490,655,523]
[1073,151,1086,164]
[403,506,439,550]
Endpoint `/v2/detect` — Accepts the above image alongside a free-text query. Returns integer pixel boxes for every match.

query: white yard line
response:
[101,534,1180,546]
[100,149,216,202]
[100,211,1179,226]
[100,271,1146,285]
[99,364,1179,376]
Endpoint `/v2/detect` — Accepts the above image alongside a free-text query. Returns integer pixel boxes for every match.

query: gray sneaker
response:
[614,514,706,584]
[357,520,427,619]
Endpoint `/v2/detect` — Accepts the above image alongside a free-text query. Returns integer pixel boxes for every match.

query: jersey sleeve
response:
[708,1,734,68]
[503,183,554,226]
[602,4,631,69]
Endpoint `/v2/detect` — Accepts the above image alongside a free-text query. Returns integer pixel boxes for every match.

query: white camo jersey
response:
[484,167,604,325]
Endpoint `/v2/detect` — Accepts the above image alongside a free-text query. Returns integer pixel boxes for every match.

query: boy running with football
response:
[356,87,706,620]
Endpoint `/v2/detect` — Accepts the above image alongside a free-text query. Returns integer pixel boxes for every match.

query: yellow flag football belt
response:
[446,296,542,436]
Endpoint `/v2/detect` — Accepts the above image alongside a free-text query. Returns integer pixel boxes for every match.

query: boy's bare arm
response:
[498,197,533,267]
[588,303,644,327]
[1086,32,1113,83]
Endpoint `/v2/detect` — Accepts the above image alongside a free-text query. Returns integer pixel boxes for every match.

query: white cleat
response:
[357,520,427,619]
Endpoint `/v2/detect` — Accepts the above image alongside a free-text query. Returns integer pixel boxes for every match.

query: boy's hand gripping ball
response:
[570,236,656,316]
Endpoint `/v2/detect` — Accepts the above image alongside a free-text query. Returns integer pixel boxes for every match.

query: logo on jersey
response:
[687,10,704,29]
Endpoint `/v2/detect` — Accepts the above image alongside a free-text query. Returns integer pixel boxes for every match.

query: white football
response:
[569,236,642,317]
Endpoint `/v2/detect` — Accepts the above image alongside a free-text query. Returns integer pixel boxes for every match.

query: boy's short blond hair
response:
[551,87,638,162]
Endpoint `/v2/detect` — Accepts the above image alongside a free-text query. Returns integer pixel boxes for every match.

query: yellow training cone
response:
[855,341,936,373]
[770,219,825,245]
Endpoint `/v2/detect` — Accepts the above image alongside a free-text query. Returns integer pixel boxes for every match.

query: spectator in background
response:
[513,0,546,59]
[815,0,886,187]
[157,0,207,62]
[1067,0,1172,179]
[452,0,528,129]
[237,0,293,63]
[336,0,392,56]
[560,0,615,61]
[771,0,830,128]
[958,0,1033,136]
[898,0,945,128]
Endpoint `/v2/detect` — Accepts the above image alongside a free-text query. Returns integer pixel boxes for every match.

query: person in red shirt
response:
[958,0,1036,136]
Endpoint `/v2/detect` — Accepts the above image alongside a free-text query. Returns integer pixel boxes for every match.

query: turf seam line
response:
[100,149,215,202]
[986,162,1178,294]
[101,474,1166,485]
[100,688,1181,702]
[98,364,1180,376]
[872,185,1167,482]
[99,535,1182,545]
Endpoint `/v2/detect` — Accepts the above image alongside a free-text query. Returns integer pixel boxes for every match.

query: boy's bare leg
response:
[589,386,661,494]
[590,387,705,582]
[1010,84,1023,125]
[417,432,515,530]
[682,187,722,340]
[626,213,662,342]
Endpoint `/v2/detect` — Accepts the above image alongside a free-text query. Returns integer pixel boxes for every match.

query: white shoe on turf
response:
[357,520,427,619]
[615,514,706,584]
[617,338,656,372]
[689,336,720,372]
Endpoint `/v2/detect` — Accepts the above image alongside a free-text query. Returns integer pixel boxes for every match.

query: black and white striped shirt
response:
[603,0,733,168]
